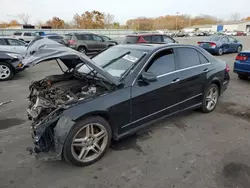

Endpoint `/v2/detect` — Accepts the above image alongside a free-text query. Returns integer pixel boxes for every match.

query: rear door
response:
[228,36,238,52]
[127,48,181,131]
[221,37,231,52]
[174,47,211,109]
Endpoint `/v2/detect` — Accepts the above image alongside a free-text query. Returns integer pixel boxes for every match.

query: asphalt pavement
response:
[1,36,250,188]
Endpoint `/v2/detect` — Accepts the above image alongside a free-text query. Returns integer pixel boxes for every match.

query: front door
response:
[92,35,106,51]
[123,48,181,132]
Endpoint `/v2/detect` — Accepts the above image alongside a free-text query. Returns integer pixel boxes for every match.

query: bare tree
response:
[230,13,240,21]
[18,13,31,24]
[104,13,114,28]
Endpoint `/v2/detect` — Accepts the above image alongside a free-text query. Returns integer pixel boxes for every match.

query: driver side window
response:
[146,48,176,76]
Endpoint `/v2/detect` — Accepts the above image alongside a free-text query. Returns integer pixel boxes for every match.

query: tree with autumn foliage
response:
[73,10,105,29]
[0,20,20,28]
[46,17,65,29]
[127,14,220,30]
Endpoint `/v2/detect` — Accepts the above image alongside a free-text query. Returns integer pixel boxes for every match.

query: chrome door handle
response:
[172,78,180,83]
[203,68,209,72]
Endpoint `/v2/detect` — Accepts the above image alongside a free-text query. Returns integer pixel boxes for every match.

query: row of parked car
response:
[0,31,249,81]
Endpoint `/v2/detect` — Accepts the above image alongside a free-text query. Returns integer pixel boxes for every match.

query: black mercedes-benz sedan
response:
[23,38,230,166]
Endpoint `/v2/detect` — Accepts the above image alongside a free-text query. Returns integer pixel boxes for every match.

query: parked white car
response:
[224,31,237,36]
[0,37,27,55]
[12,31,38,42]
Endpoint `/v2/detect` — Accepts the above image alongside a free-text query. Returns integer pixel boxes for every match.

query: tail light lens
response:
[209,42,216,48]
[197,42,203,45]
[236,54,248,61]
[226,64,230,72]
[137,37,147,43]
[68,40,76,45]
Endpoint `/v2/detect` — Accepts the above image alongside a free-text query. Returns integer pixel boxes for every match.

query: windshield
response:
[208,36,220,41]
[77,46,147,79]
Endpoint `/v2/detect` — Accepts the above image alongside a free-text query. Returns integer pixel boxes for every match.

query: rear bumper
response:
[233,61,250,74]
[200,47,218,54]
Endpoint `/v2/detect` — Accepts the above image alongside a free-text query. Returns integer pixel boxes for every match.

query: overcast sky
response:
[1,0,250,24]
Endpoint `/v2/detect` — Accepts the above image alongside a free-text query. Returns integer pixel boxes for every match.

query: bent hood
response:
[22,38,120,86]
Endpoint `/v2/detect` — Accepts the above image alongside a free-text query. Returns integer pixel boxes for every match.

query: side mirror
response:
[140,72,157,83]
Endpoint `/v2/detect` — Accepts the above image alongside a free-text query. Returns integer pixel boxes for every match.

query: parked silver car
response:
[12,31,38,42]
[0,37,28,55]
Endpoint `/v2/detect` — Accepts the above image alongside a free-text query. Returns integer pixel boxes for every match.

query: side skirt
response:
[114,103,202,140]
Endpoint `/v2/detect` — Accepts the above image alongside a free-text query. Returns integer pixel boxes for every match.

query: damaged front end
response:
[24,38,118,161]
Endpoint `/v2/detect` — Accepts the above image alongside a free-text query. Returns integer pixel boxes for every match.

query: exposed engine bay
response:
[27,73,109,124]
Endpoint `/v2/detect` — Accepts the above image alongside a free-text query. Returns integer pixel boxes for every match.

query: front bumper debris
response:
[28,115,76,161]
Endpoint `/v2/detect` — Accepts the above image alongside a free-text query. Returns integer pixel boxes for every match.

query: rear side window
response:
[151,35,162,43]
[146,49,175,76]
[0,39,6,45]
[124,36,139,43]
[222,37,229,42]
[63,35,72,40]
[24,33,32,36]
[198,52,209,64]
[143,36,152,42]
[13,32,22,36]
[75,34,86,40]
[175,48,200,69]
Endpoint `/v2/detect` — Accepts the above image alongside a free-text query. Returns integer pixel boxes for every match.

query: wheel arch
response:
[77,45,87,51]
[205,78,221,96]
[0,60,16,74]
[74,111,115,137]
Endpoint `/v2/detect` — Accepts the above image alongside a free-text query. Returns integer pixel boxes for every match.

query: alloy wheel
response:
[206,86,219,111]
[0,65,11,80]
[79,48,86,54]
[71,123,108,163]
[218,48,223,56]
[237,46,242,53]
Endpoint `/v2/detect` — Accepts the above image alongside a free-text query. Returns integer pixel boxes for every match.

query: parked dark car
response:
[233,50,250,80]
[236,31,247,36]
[0,51,25,81]
[24,38,229,166]
[43,35,67,45]
[198,35,243,55]
[62,33,116,54]
[124,33,178,44]
[99,35,118,45]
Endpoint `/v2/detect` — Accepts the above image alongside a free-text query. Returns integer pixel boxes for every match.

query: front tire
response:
[63,116,112,166]
[0,62,14,81]
[201,84,219,113]
[236,45,242,53]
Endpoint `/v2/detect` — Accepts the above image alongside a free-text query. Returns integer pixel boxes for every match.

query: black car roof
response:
[115,43,202,52]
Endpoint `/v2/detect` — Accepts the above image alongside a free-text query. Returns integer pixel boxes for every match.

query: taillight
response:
[197,42,203,45]
[68,40,76,45]
[226,64,230,72]
[137,36,146,43]
[236,54,248,61]
[209,42,216,48]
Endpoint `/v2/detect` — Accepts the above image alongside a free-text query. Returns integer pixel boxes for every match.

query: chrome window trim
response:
[121,93,202,128]
[157,63,210,78]
[132,46,211,85]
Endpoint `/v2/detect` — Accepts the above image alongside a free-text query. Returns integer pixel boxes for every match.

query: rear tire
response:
[217,48,223,56]
[238,73,249,80]
[0,62,14,81]
[201,84,219,113]
[236,45,242,53]
[77,46,87,54]
[63,116,112,166]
